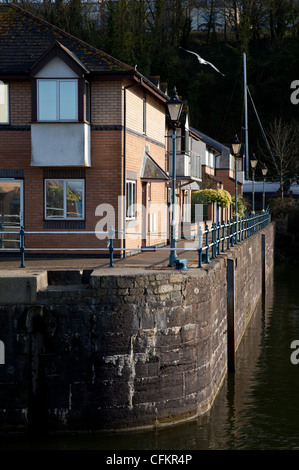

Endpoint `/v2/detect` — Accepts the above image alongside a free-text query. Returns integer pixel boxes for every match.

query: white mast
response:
[243,52,249,180]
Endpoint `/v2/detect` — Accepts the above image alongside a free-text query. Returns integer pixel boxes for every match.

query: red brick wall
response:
[9,81,31,125]
[0,76,169,254]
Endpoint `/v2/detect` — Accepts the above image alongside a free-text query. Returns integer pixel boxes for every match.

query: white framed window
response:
[126,180,136,220]
[37,79,78,122]
[0,82,9,124]
[45,179,84,220]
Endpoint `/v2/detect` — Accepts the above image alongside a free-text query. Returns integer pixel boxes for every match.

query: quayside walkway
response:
[0,240,199,271]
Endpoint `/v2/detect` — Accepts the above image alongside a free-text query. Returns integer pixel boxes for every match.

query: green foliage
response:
[193,188,232,209]
[232,195,249,218]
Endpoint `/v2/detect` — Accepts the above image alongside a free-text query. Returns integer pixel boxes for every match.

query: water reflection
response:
[2,265,299,450]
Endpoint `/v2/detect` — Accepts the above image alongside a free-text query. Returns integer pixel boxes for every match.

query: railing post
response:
[20,225,25,268]
[108,225,115,268]
[222,221,225,252]
[211,223,216,259]
[197,225,203,268]
[231,219,234,247]
[217,222,221,255]
[236,217,239,243]
[227,220,230,250]
[205,223,210,263]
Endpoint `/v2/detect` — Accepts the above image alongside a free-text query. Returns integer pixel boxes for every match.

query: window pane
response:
[66,180,83,218]
[0,181,21,248]
[46,180,64,218]
[0,83,8,123]
[38,81,57,121]
[59,81,77,120]
[126,181,136,219]
[126,182,131,218]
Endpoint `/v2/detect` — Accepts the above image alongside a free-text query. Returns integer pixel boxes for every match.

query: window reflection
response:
[45,179,84,219]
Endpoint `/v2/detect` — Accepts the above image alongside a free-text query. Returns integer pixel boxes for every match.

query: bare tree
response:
[265,118,299,198]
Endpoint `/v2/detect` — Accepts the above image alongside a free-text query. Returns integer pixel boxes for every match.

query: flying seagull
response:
[180,47,225,76]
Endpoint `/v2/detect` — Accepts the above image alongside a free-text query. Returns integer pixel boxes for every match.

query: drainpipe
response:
[123,77,143,258]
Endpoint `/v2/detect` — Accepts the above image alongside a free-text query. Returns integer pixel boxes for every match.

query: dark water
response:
[2,264,299,451]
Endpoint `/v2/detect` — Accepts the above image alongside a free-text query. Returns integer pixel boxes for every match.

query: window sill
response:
[43,220,86,230]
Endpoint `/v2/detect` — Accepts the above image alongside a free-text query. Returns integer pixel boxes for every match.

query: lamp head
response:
[167,87,183,124]
[250,153,258,170]
[232,135,241,156]
[261,164,268,176]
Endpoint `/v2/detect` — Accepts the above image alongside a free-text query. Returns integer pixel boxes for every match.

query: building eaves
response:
[190,127,230,157]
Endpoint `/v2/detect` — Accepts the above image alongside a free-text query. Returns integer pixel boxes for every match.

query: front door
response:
[0,180,23,249]
[142,182,147,247]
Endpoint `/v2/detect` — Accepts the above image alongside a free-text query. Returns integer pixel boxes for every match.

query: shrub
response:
[192,188,232,209]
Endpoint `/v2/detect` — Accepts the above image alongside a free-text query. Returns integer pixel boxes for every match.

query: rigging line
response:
[215,64,241,140]
[246,85,279,174]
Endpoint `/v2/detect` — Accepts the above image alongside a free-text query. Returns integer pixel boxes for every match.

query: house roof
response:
[0,4,134,77]
[190,127,230,157]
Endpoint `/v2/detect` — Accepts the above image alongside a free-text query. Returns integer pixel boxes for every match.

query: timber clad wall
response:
[0,223,275,432]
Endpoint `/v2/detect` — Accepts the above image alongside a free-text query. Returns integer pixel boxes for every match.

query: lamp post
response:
[167,87,183,266]
[250,153,258,214]
[261,164,268,212]
[232,135,242,221]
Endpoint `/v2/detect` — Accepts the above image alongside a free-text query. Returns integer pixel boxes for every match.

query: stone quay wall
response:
[0,223,275,433]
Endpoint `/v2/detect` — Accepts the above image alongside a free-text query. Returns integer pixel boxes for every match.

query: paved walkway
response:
[0,240,203,271]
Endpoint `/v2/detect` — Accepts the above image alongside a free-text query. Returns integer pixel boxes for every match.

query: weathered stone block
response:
[0,270,47,304]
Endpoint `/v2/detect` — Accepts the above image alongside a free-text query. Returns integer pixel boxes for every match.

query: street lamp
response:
[261,163,268,212]
[250,153,258,214]
[167,87,183,266]
[231,135,242,220]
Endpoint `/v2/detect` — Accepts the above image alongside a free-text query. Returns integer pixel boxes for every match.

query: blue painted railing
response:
[196,210,270,268]
[97,209,270,269]
[6,210,270,269]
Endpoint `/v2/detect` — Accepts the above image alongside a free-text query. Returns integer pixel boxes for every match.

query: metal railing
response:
[0,210,270,269]
[196,210,270,268]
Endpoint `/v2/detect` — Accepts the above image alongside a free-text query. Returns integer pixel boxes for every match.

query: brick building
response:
[0,4,189,257]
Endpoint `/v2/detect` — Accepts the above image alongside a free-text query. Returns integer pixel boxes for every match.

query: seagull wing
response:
[204,59,225,76]
[179,47,202,61]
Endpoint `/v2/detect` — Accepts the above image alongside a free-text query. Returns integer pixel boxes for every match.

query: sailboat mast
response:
[243,52,249,180]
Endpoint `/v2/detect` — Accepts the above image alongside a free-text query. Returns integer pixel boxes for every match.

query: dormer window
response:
[31,42,90,124]
[37,79,78,122]
[30,42,91,167]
